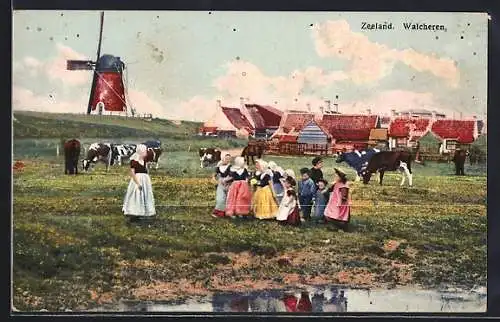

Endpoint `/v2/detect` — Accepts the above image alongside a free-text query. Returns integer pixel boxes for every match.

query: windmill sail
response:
[86,11,105,114]
[66,60,94,70]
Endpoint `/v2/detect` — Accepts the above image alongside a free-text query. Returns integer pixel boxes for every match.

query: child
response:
[251,159,278,220]
[212,154,232,218]
[122,144,156,222]
[313,179,330,223]
[275,176,300,226]
[324,168,351,231]
[268,161,285,204]
[298,168,316,221]
[225,156,252,218]
[310,157,324,185]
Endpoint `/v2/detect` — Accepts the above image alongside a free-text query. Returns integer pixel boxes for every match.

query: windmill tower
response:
[66,12,136,116]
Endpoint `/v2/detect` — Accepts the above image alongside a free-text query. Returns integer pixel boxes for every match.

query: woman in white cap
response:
[268,161,285,204]
[122,144,156,222]
[250,159,278,220]
[212,154,232,218]
[225,156,252,218]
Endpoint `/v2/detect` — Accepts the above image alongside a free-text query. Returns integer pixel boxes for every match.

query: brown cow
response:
[452,149,468,175]
[145,147,163,170]
[64,139,81,175]
[241,140,266,165]
[361,150,413,186]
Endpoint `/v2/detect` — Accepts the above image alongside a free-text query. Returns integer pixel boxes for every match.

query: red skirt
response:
[225,180,252,216]
[286,206,301,226]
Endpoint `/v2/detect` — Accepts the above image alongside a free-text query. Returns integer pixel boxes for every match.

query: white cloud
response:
[312,20,460,87]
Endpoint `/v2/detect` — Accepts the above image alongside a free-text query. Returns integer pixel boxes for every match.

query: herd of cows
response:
[63,138,471,187]
[63,139,162,174]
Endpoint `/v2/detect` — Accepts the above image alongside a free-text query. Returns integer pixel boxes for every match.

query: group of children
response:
[212,155,351,231]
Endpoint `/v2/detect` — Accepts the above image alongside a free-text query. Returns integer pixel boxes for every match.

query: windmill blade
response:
[87,11,105,115]
[67,60,94,70]
[96,11,104,62]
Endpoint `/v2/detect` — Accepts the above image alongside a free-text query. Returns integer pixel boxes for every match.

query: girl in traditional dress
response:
[225,156,252,218]
[276,176,300,226]
[251,159,278,220]
[122,144,156,222]
[268,161,285,204]
[324,168,351,231]
[212,154,232,218]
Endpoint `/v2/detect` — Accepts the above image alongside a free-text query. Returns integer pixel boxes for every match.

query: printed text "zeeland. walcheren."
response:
[361,22,448,31]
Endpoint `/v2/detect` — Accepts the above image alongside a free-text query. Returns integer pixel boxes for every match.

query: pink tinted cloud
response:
[12,86,88,113]
[312,20,460,87]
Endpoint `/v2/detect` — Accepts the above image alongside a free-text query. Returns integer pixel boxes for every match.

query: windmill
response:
[66,11,136,116]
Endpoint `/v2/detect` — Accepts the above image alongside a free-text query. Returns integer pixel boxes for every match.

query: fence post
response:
[56,144,60,157]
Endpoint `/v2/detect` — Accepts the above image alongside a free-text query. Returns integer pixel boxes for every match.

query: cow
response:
[81,143,113,172]
[199,148,221,168]
[361,151,414,186]
[63,139,81,175]
[241,140,265,165]
[334,148,380,182]
[110,144,137,166]
[452,149,468,176]
[145,147,163,170]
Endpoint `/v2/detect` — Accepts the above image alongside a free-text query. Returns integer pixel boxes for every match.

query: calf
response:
[199,147,222,168]
[145,147,163,170]
[361,151,413,186]
[81,143,112,172]
[452,149,468,176]
[63,139,81,175]
[335,148,380,181]
[111,144,137,166]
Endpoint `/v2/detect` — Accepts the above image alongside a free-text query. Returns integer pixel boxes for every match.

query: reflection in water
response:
[110,285,486,313]
[211,287,348,313]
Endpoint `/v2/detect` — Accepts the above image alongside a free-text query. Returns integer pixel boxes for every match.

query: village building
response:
[297,120,331,155]
[269,111,319,154]
[320,114,380,152]
[368,128,389,150]
[429,119,477,154]
[198,100,254,138]
[388,117,431,150]
[245,104,283,139]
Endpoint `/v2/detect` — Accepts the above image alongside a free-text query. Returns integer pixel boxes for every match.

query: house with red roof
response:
[319,114,379,152]
[245,104,283,139]
[199,101,254,138]
[388,117,432,149]
[429,119,477,153]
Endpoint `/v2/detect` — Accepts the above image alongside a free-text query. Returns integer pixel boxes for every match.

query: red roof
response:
[320,114,378,141]
[246,104,283,129]
[221,107,254,132]
[431,119,475,143]
[280,112,316,133]
[279,135,298,143]
[199,126,218,133]
[389,118,431,137]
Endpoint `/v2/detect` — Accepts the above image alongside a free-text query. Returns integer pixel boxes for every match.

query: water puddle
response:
[95,285,487,312]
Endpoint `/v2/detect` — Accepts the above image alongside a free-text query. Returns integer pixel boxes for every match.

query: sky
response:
[12,11,488,122]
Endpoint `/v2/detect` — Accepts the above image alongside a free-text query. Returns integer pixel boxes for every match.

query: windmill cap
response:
[97,54,124,71]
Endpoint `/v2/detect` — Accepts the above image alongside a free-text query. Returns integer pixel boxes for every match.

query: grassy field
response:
[12,145,487,311]
[13,111,202,139]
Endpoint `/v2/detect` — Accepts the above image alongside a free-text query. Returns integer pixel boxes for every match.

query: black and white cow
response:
[199,148,221,168]
[334,148,380,182]
[82,143,113,172]
[361,151,414,186]
[111,144,137,166]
